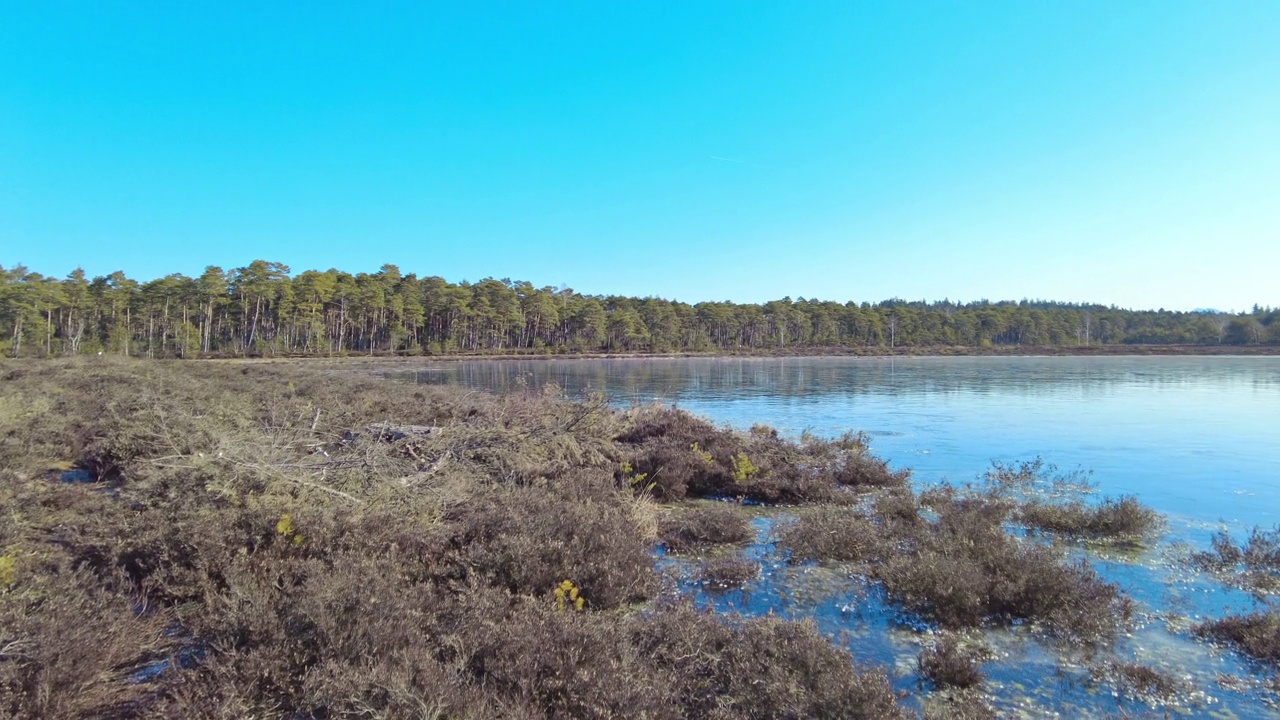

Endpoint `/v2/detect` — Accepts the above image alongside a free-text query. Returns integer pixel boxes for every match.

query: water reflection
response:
[402,356,1280,404]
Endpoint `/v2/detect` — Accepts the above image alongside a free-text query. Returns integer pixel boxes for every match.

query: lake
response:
[398,355,1280,717]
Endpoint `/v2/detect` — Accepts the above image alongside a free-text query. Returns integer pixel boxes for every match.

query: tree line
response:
[1,261,1276,358]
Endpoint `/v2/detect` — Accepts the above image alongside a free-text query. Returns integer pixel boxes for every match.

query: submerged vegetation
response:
[2,261,1278,358]
[0,357,1269,717]
[1187,528,1280,670]
[915,633,991,690]
[1195,610,1280,667]
[1191,526,1280,596]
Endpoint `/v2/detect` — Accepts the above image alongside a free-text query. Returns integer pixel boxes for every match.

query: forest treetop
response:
[2,261,1276,357]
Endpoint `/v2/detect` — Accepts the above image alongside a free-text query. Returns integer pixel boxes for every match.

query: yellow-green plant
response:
[0,547,18,589]
[620,461,655,493]
[731,452,759,483]
[275,513,304,547]
[553,579,585,612]
[691,442,714,464]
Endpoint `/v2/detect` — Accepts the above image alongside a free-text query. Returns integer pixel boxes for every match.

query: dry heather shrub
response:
[872,486,925,536]
[916,633,990,689]
[637,450,1134,646]
[1194,610,1280,666]
[881,491,1132,644]
[626,604,907,720]
[437,486,657,609]
[1238,527,1280,571]
[1019,496,1162,540]
[154,553,513,719]
[657,504,753,552]
[0,565,174,720]
[775,505,882,563]
[801,431,910,490]
[617,406,740,500]
[468,600,679,720]
[696,555,761,590]
[159,647,504,720]
[740,430,906,503]
[972,458,1162,542]
[618,406,904,504]
[299,656,503,720]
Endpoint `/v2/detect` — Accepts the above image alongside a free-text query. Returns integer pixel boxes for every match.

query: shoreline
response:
[189,343,1280,365]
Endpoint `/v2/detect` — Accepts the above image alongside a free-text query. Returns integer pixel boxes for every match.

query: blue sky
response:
[3,1,1277,311]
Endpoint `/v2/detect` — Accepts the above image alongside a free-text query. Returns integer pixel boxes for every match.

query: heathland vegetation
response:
[6,358,1254,718]
[2,261,1278,357]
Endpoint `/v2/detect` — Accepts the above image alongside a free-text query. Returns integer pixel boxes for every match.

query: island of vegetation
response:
[2,261,1277,358]
[4,358,1273,717]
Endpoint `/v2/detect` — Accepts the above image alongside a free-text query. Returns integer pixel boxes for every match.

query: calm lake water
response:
[399,355,1280,717]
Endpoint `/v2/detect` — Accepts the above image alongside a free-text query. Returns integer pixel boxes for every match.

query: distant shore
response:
[196,343,1280,365]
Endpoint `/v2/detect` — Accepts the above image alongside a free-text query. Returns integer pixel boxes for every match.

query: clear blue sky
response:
[3,2,1277,311]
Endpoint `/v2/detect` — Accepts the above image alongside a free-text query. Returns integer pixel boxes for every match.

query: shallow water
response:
[400,355,1280,717]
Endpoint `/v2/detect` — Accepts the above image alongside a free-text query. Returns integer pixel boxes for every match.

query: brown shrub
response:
[438,486,657,610]
[1091,661,1188,703]
[0,565,174,720]
[696,555,761,590]
[1195,610,1280,666]
[618,406,902,505]
[468,601,677,719]
[775,505,882,564]
[658,504,753,553]
[916,633,990,689]
[626,604,908,720]
[617,407,740,500]
[872,486,924,534]
[820,432,911,490]
[1019,496,1162,540]
[921,691,998,720]
[880,490,1132,644]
